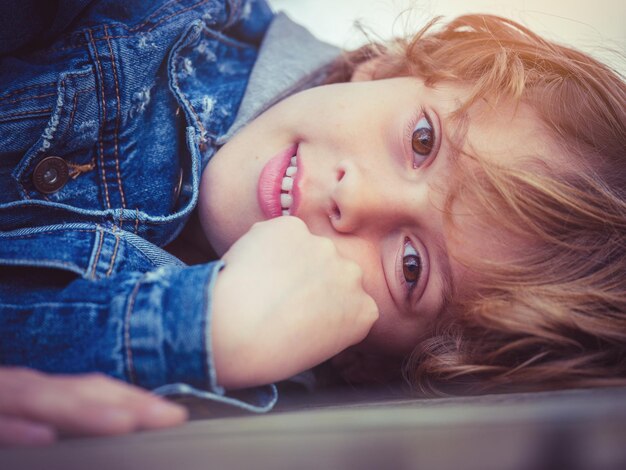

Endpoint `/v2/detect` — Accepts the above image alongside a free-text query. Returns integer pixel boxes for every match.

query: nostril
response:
[331,203,341,220]
[336,168,346,182]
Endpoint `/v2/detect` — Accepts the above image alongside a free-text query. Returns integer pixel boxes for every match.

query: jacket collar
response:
[217,12,341,144]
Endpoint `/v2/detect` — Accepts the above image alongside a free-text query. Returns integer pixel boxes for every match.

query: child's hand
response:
[0,367,187,446]
[211,217,379,389]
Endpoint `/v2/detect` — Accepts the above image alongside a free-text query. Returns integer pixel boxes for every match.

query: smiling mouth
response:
[280,155,298,215]
[257,143,300,218]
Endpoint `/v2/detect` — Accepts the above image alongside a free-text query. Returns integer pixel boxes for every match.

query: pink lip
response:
[257,143,301,219]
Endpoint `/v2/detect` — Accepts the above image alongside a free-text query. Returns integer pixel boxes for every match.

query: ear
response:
[350,57,384,82]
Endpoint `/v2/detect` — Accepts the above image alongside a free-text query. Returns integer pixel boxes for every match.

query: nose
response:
[329,159,419,234]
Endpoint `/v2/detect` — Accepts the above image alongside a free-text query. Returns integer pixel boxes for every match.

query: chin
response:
[204,223,242,257]
[202,209,261,257]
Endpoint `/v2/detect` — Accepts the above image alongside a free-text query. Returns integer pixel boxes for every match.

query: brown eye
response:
[412,115,434,156]
[403,254,421,283]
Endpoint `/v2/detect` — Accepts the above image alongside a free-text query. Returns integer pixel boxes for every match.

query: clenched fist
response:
[211,217,379,389]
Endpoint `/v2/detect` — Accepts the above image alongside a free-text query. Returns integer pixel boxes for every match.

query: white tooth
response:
[290,156,297,166]
[285,166,297,177]
[281,176,293,191]
[282,210,290,216]
[280,193,293,209]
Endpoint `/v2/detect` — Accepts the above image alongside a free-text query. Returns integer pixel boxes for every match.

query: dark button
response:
[32,156,69,194]
[173,168,184,202]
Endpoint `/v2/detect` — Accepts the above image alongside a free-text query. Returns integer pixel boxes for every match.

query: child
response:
[1,0,624,445]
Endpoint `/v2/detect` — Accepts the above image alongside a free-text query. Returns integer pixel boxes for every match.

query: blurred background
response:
[267,0,625,75]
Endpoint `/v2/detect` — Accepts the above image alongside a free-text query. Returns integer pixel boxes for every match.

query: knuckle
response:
[345,260,363,280]
[287,216,308,235]
[366,303,380,322]
[317,235,336,253]
[250,220,266,232]
[286,215,306,227]
[352,326,369,344]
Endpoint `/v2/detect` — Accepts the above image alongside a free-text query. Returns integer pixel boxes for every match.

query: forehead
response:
[430,82,559,166]
[431,84,565,297]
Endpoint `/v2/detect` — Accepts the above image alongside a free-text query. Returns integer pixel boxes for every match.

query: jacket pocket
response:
[2,65,100,204]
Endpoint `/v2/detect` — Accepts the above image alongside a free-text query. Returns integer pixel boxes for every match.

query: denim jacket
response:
[0,0,305,412]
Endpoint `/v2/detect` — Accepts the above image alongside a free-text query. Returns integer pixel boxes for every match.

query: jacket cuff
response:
[126,262,224,392]
[125,261,278,412]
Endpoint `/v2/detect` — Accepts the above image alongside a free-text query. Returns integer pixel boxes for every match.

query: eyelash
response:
[404,107,437,169]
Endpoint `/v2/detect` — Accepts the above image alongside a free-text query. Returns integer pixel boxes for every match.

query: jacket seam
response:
[0,228,97,239]
[106,233,121,277]
[50,0,218,52]
[59,86,96,143]
[124,277,143,385]
[87,28,112,210]
[143,0,213,34]
[0,82,57,101]
[0,108,52,121]
[0,258,85,274]
[1,92,57,105]
[104,24,127,213]
[89,226,105,279]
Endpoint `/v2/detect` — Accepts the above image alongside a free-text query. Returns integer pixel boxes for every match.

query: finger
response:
[1,369,186,436]
[363,294,380,323]
[58,374,188,430]
[0,415,56,447]
[3,371,136,435]
[34,374,187,435]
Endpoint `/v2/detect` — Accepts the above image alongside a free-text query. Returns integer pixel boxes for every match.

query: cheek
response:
[332,236,394,316]
[331,236,429,355]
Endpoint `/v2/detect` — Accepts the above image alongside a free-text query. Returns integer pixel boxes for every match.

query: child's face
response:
[199,76,560,356]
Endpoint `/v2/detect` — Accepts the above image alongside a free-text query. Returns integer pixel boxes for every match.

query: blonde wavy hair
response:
[326,14,626,395]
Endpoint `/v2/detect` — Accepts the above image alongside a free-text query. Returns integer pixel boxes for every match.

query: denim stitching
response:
[223,0,242,29]
[1,302,105,308]
[66,87,96,136]
[50,0,216,51]
[0,258,85,273]
[55,30,251,49]
[90,226,105,280]
[185,99,207,139]
[106,233,121,277]
[58,86,96,148]
[170,48,208,140]
[1,92,57,105]
[1,229,97,240]
[124,276,143,384]
[0,108,52,121]
[0,82,57,101]
[87,29,112,209]
[128,0,180,31]
[65,87,98,178]
[145,0,213,33]
[104,25,127,211]
[52,69,94,140]
[0,69,89,100]
[17,76,70,199]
